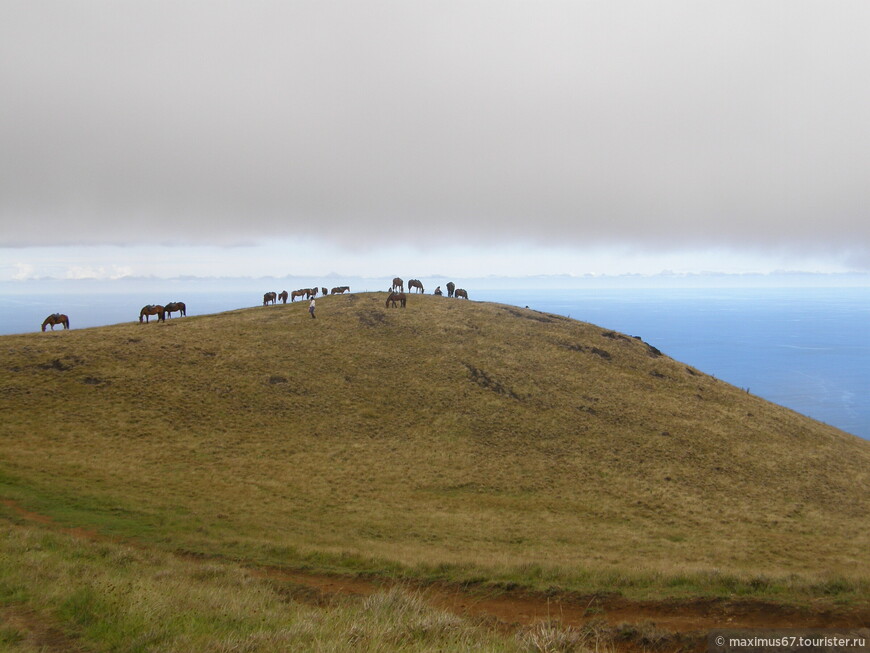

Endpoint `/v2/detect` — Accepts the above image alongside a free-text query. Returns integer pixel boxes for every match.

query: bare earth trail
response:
[3,499,868,652]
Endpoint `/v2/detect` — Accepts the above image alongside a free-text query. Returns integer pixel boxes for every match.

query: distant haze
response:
[3,2,870,271]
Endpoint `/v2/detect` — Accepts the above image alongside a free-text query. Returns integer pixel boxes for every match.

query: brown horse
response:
[278,290,289,304]
[41,313,69,331]
[164,301,186,318]
[446,281,455,298]
[331,286,350,294]
[139,305,165,323]
[391,277,404,292]
[455,288,468,300]
[263,292,277,306]
[386,292,406,308]
[306,288,318,299]
[408,279,424,293]
[291,289,307,302]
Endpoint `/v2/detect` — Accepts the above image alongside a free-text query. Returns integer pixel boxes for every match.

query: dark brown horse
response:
[391,277,404,292]
[386,292,406,308]
[278,290,289,304]
[41,313,69,331]
[291,289,307,302]
[331,286,350,294]
[164,301,186,318]
[455,288,468,300]
[408,279,424,293]
[139,305,165,323]
[263,292,277,306]
[446,281,455,298]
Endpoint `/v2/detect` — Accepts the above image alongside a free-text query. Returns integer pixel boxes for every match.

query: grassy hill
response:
[1,291,869,605]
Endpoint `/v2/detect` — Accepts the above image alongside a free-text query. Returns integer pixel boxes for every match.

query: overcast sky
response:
[2,2,870,280]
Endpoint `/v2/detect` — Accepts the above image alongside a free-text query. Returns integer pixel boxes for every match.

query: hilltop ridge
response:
[1,291,868,597]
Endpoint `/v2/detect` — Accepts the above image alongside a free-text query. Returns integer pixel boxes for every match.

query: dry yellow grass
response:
[1,292,868,600]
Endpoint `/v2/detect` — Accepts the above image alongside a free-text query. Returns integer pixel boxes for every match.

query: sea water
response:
[2,285,868,440]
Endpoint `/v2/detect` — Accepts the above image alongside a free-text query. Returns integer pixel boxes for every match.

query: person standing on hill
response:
[309,298,316,319]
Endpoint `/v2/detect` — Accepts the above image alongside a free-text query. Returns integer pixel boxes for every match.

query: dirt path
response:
[3,497,868,651]
[260,566,869,632]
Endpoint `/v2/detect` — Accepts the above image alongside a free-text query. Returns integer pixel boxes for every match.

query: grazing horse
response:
[455,288,468,300]
[446,282,455,298]
[391,277,404,292]
[322,287,328,297]
[278,290,289,304]
[408,279,424,293]
[331,286,350,294]
[41,313,69,331]
[164,301,187,318]
[263,292,277,306]
[139,305,165,323]
[291,289,307,302]
[386,292,406,308]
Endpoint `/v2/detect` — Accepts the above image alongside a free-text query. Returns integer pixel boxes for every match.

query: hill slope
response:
[1,292,868,598]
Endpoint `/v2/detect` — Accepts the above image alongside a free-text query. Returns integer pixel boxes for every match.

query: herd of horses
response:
[384,278,468,309]
[263,286,350,306]
[389,278,468,299]
[39,279,469,331]
[138,302,187,323]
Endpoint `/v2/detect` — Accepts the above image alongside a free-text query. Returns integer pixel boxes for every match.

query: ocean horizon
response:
[2,282,868,441]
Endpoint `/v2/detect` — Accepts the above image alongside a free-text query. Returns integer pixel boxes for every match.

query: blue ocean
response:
[2,284,868,440]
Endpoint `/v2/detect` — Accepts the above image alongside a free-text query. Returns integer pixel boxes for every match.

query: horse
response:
[291,289,307,302]
[164,302,187,318]
[446,281,455,298]
[306,288,318,299]
[408,279,424,293]
[386,292,406,308]
[321,287,328,297]
[139,305,165,323]
[41,313,69,331]
[391,277,404,292]
[263,292,277,306]
[331,286,350,294]
[455,288,468,300]
[278,290,289,304]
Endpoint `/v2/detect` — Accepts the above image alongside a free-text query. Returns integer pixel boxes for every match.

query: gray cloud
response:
[2,2,870,259]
